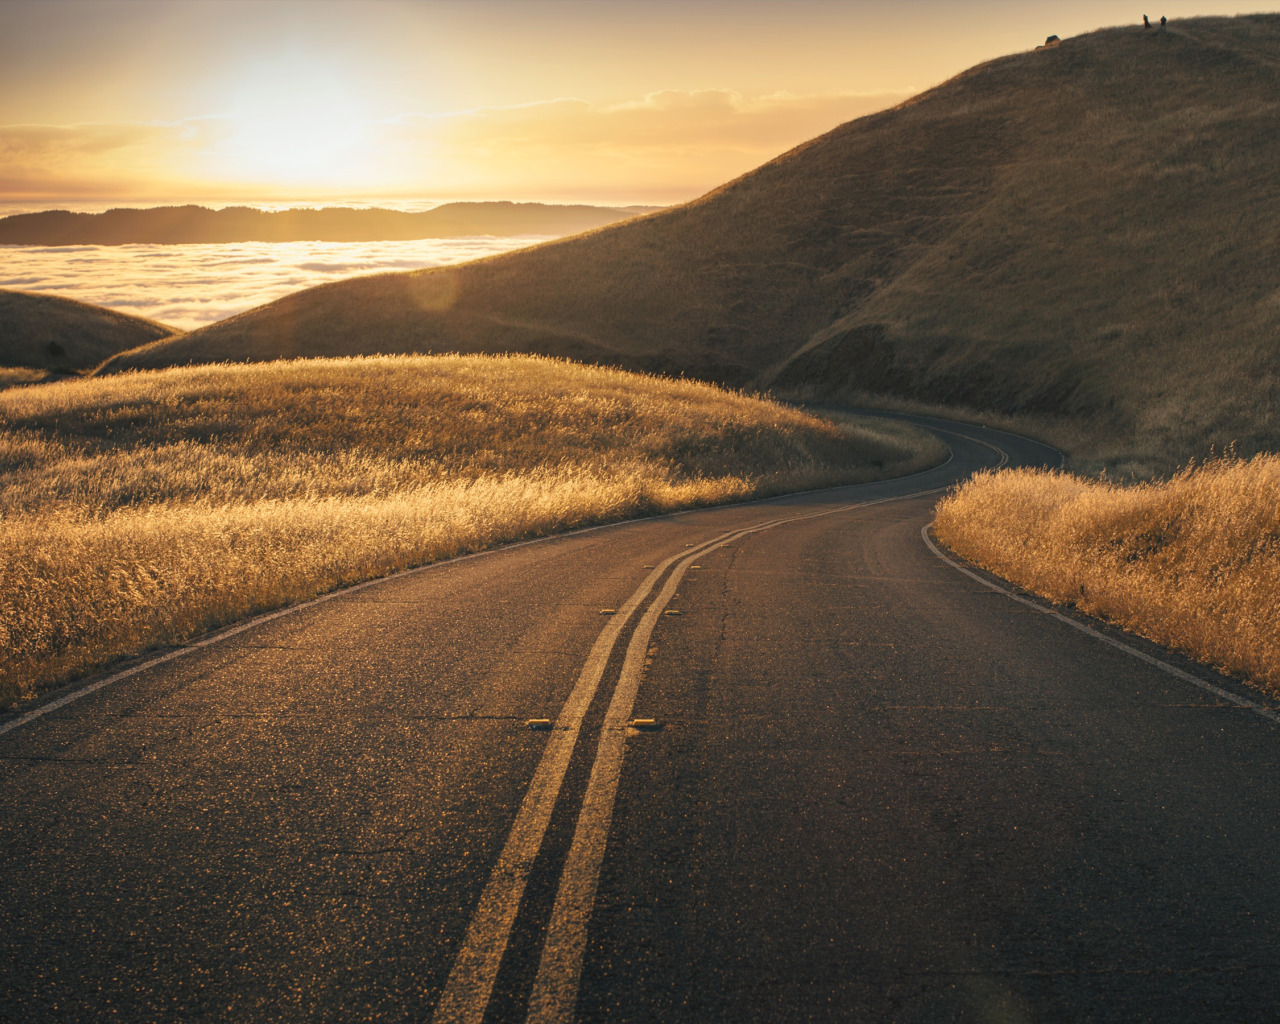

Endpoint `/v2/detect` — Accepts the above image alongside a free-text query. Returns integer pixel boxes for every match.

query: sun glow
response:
[211,56,383,187]
[3,0,1273,204]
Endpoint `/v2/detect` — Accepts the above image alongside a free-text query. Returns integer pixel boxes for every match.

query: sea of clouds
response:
[0,236,545,331]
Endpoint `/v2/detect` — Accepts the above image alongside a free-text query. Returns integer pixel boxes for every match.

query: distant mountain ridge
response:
[0,202,658,245]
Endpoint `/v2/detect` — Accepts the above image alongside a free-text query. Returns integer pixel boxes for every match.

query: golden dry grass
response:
[933,457,1280,693]
[0,353,943,709]
[0,367,51,389]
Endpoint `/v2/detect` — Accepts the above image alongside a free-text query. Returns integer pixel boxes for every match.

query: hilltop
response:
[0,202,656,246]
[103,16,1280,472]
[0,289,173,374]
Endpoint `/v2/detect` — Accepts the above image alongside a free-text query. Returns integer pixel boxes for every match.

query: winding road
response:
[3,416,1280,1023]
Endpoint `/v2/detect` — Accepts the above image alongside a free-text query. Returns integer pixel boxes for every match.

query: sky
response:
[1,0,1275,207]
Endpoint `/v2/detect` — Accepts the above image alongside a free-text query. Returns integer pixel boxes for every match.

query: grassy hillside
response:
[0,289,173,373]
[101,15,1280,473]
[934,457,1280,694]
[0,354,941,708]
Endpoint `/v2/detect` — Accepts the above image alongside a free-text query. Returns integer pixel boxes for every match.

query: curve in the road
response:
[436,482,981,1024]
[4,413,1279,1024]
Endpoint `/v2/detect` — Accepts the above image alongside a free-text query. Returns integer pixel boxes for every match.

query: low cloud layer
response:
[0,237,541,330]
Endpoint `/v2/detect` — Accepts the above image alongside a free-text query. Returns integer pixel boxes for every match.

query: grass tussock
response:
[0,353,943,708]
[933,457,1280,692]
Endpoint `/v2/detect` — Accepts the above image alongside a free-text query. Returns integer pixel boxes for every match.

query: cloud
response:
[369,88,908,198]
[3,237,540,329]
[0,119,231,161]
[1,123,154,157]
[383,88,905,173]
[0,117,232,196]
[0,89,910,201]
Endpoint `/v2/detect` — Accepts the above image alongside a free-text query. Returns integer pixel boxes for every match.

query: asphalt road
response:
[4,416,1280,1023]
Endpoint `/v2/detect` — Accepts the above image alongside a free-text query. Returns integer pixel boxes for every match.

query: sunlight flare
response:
[212,57,379,186]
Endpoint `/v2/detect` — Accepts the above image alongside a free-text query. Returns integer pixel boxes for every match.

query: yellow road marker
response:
[663,609,681,616]
[526,719,553,730]
[599,608,616,615]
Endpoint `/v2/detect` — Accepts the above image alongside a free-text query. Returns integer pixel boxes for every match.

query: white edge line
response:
[430,431,1022,1023]
[0,432,960,739]
[920,525,1280,726]
[519,488,962,1024]
[433,485,964,1024]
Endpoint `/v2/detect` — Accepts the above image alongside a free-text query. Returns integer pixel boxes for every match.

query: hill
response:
[0,289,173,373]
[0,202,657,245]
[102,16,1280,473]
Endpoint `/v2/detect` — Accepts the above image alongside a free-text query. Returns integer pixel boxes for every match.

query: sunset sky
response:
[1,0,1272,207]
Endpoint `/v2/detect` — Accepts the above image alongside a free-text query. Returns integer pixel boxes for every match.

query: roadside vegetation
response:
[0,353,943,708]
[933,457,1280,693]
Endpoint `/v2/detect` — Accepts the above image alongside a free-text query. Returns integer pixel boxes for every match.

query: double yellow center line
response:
[431,491,944,1024]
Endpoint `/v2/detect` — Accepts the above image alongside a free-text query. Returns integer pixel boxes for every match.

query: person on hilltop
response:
[1144,14,1151,28]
